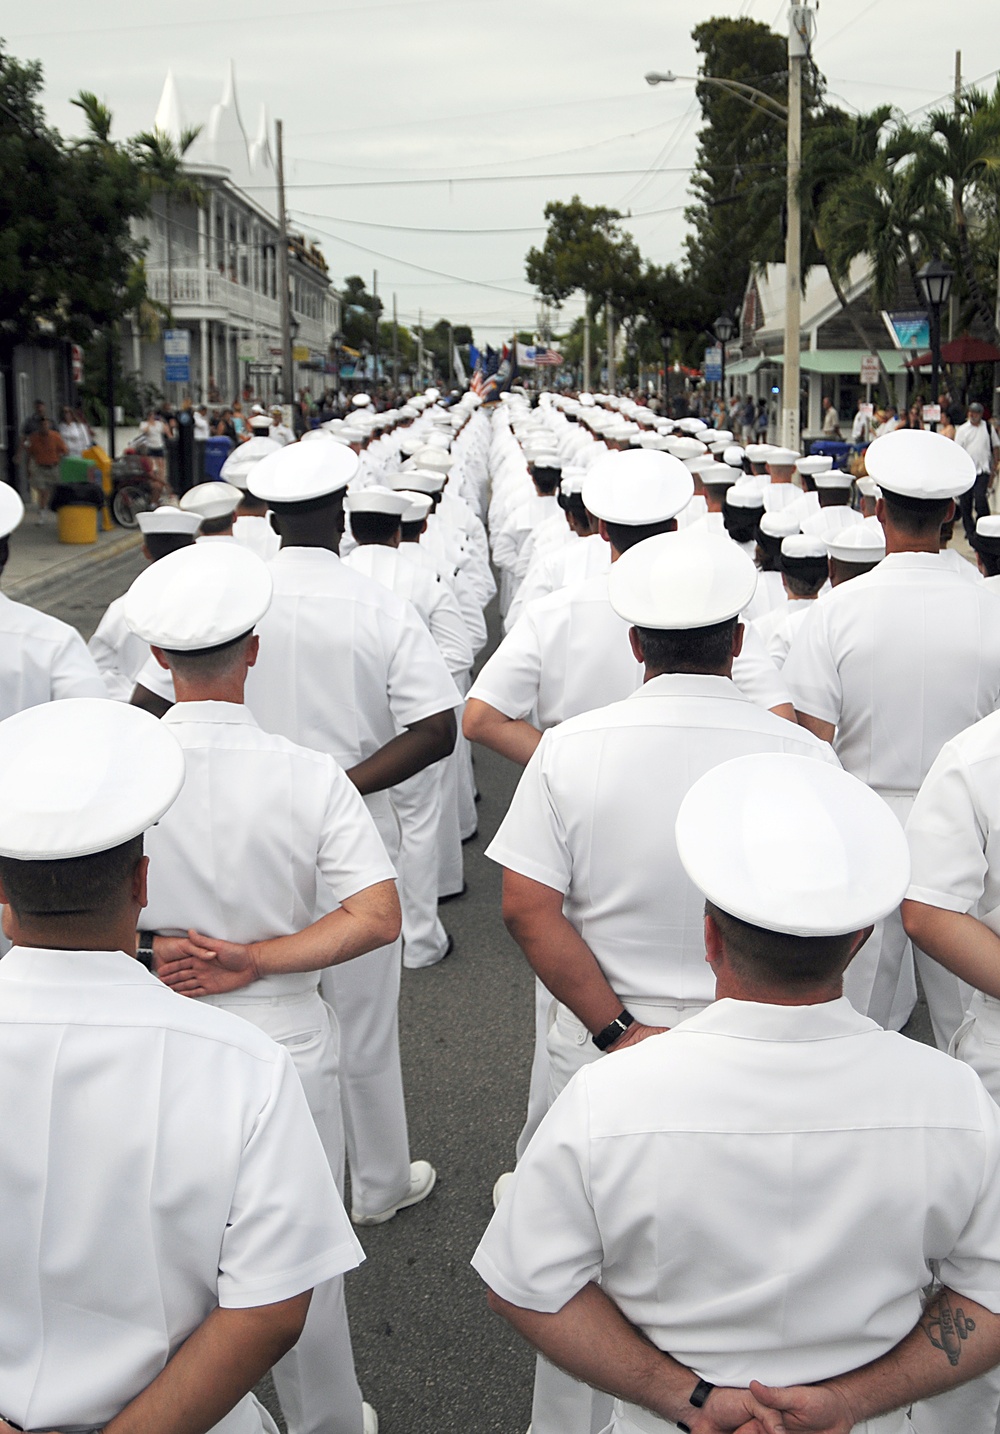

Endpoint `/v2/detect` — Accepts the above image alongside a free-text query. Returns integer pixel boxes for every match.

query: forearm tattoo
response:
[920,1289,977,1367]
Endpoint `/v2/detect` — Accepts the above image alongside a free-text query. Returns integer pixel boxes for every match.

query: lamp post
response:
[713,313,736,408]
[659,329,672,409]
[916,258,955,427]
[330,329,344,398]
[627,336,638,391]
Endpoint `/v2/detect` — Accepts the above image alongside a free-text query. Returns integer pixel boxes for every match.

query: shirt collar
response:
[679,995,878,1042]
[162,700,260,727]
[0,946,156,988]
[272,546,342,567]
[630,673,743,701]
[878,551,953,571]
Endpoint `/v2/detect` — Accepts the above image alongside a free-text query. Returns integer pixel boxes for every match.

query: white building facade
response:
[128,66,340,406]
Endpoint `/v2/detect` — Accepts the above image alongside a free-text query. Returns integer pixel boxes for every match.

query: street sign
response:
[163,329,190,384]
[704,345,723,383]
[922,404,942,425]
[293,344,310,363]
[859,355,880,385]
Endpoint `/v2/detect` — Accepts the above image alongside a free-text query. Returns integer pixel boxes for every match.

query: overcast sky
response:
[9,0,998,343]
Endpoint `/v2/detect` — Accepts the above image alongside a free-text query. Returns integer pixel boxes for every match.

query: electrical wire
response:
[245,167,716,193]
[289,202,687,238]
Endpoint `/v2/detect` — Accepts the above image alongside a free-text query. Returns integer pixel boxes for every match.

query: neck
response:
[714,970,843,1005]
[644,662,731,683]
[236,499,268,517]
[171,675,246,705]
[6,908,139,957]
[882,523,940,556]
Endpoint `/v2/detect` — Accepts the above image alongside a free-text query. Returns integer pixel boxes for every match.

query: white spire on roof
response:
[153,70,185,144]
[184,61,252,189]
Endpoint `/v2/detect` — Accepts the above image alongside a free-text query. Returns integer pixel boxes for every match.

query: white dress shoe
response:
[362,1402,378,1434]
[353,1159,437,1225]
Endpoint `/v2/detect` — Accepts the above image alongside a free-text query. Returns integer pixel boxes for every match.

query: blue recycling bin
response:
[807,440,853,469]
[203,436,233,481]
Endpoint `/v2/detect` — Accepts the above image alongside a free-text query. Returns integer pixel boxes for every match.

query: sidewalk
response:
[4,514,142,601]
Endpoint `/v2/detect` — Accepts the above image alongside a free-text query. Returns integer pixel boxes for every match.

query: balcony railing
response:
[147,268,282,328]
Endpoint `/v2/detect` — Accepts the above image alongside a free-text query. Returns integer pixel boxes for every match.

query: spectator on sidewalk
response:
[955,402,1000,542]
[58,406,90,457]
[23,417,67,522]
[821,396,842,439]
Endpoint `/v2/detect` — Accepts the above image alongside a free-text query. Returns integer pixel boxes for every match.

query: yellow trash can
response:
[57,504,99,545]
[82,445,114,531]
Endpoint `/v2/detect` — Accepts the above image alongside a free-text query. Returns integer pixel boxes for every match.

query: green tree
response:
[131,123,203,321]
[340,275,383,352]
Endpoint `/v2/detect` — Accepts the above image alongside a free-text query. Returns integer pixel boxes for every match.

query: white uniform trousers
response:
[456,725,478,842]
[436,742,466,901]
[534,997,710,1434]
[322,939,412,1219]
[952,990,1000,1104]
[843,789,968,1045]
[208,1393,281,1434]
[201,990,364,1434]
[610,1400,912,1434]
[392,764,451,968]
[516,978,554,1160]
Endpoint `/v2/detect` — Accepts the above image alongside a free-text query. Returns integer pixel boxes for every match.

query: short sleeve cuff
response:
[392,687,463,727]
[904,885,973,915]
[469,1248,587,1316]
[484,839,569,894]
[465,683,525,721]
[934,1271,1000,1318]
[219,1236,365,1310]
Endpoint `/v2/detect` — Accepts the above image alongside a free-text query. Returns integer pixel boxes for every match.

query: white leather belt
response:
[615,1398,910,1433]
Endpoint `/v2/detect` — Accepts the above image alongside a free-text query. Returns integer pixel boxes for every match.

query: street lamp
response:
[627,336,638,391]
[645,71,788,122]
[916,258,955,421]
[713,313,736,406]
[659,328,672,408]
[330,328,344,396]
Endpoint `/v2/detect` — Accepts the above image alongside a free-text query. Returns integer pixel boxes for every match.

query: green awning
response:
[724,355,767,377]
[756,350,907,375]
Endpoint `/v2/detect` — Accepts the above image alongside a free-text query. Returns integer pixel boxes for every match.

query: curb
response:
[6,530,144,602]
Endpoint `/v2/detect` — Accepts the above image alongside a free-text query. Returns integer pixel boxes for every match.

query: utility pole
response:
[606,292,615,393]
[448,322,454,387]
[371,269,378,395]
[417,308,424,387]
[583,302,591,391]
[954,52,963,344]
[392,293,399,391]
[275,119,293,406]
[782,1,811,450]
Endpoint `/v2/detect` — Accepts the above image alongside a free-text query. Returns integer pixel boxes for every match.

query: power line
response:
[247,167,705,193]
[290,201,687,238]
[302,220,536,298]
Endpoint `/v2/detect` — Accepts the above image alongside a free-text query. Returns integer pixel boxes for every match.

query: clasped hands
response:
[685,1380,859,1434]
[152,931,260,997]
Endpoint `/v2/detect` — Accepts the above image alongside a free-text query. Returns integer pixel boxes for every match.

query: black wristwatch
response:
[136,930,156,971]
[592,1008,635,1051]
[677,1379,715,1432]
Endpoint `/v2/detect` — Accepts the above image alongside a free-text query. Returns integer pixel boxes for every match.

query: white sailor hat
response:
[0,699,185,861]
[780,533,828,561]
[221,435,282,490]
[712,430,734,444]
[179,482,242,521]
[855,475,880,498]
[759,510,800,539]
[577,391,596,407]
[665,436,709,461]
[136,506,202,536]
[388,468,445,495]
[699,462,738,489]
[725,479,765,510]
[124,542,273,652]
[559,468,587,496]
[0,482,25,538]
[333,425,367,445]
[397,491,433,523]
[344,486,410,517]
[676,417,709,435]
[744,443,774,463]
[795,455,834,477]
[412,447,455,474]
[608,529,757,629]
[398,433,424,457]
[723,445,746,469]
[352,393,372,408]
[423,387,441,402]
[300,428,338,443]
[766,447,801,466]
[814,469,854,490]
[801,507,865,543]
[248,438,358,503]
[865,427,975,500]
[582,449,694,526]
[676,753,910,936]
[827,517,886,564]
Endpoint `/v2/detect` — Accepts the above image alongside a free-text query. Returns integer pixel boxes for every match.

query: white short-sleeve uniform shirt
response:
[783,552,1000,796]
[244,548,461,854]
[0,592,106,718]
[487,675,839,1007]
[344,545,473,677]
[505,533,610,632]
[88,592,152,701]
[0,947,362,1433]
[468,571,792,730]
[473,998,1000,1387]
[752,597,816,669]
[234,513,281,562]
[143,701,397,996]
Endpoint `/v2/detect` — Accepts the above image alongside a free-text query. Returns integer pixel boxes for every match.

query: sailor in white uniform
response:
[180,481,242,541]
[474,754,1000,1434]
[0,483,106,718]
[241,439,461,1226]
[783,428,1000,1046]
[752,533,829,668]
[221,418,283,561]
[487,532,839,1434]
[972,515,1000,593]
[122,543,399,1434]
[0,699,362,1434]
[89,506,200,701]
[827,518,886,587]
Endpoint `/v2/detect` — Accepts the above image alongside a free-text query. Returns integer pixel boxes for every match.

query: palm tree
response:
[913,89,1000,342]
[131,125,203,321]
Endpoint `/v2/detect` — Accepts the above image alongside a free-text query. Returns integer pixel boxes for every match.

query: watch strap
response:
[592,1008,634,1051]
[677,1378,715,1431]
[136,931,155,971]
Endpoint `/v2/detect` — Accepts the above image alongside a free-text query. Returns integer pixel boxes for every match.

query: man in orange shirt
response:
[24,417,67,521]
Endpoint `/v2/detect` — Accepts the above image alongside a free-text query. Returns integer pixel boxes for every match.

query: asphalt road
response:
[32,547,933,1434]
[35,547,537,1434]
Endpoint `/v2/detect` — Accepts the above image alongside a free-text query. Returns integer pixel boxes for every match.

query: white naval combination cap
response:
[795,455,834,477]
[0,482,25,538]
[220,435,282,490]
[608,528,757,629]
[136,507,202,536]
[582,449,694,526]
[344,486,410,517]
[864,427,975,499]
[826,516,886,564]
[124,542,273,651]
[0,699,185,860]
[675,753,911,936]
[248,438,359,503]
[397,491,433,523]
[388,469,445,495]
[179,482,242,521]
